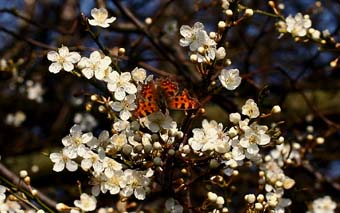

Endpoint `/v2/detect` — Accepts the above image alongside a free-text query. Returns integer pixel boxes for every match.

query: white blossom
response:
[120,169,153,200]
[47,46,81,73]
[88,8,116,28]
[179,22,216,51]
[26,80,44,103]
[80,151,104,173]
[110,133,128,151]
[239,123,270,156]
[111,94,137,120]
[77,51,111,80]
[104,170,127,195]
[74,193,97,212]
[49,149,78,172]
[5,111,26,127]
[285,13,312,37]
[131,67,147,83]
[219,68,241,90]
[103,157,123,178]
[242,99,260,118]
[107,71,137,101]
[62,124,97,157]
[307,196,336,213]
[188,119,230,153]
[215,47,226,60]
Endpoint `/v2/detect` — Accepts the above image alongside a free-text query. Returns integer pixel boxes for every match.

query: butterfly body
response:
[134,79,199,117]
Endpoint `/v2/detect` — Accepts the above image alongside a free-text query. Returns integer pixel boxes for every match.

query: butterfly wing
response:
[167,89,200,110]
[134,82,159,117]
[158,79,179,98]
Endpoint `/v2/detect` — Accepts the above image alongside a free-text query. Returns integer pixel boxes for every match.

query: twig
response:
[111,0,193,80]
[302,161,340,191]
[0,163,57,211]
[0,26,55,50]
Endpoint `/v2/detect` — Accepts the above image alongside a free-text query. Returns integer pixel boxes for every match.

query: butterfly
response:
[134,79,200,117]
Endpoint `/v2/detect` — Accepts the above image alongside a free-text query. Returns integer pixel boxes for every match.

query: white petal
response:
[106,17,116,24]
[120,110,131,121]
[124,83,137,94]
[68,52,81,63]
[94,69,105,80]
[82,132,94,144]
[91,8,100,18]
[88,19,99,26]
[66,160,78,171]
[63,62,74,72]
[47,51,58,61]
[93,161,104,173]
[179,38,191,47]
[108,71,119,81]
[239,138,250,148]
[109,185,120,195]
[99,23,110,28]
[81,68,94,79]
[107,82,117,92]
[114,89,126,101]
[247,144,259,155]
[53,161,65,172]
[58,46,69,56]
[258,134,270,145]
[98,130,109,141]
[77,57,90,68]
[134,187,146,200]
[70,125,82,137]
[111,102,123,111]
[193,22,204,30]
[49,153,62,162]
[90,51,101,61]
[81,159,92,170]
[180,25,192,37]
[49,63,62,73]
[105,169,113,178]
[120,72,131,82]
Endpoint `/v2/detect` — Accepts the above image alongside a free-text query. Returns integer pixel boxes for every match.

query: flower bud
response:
[316,137,325,144]
[245,9,254,17]
[271,105,281,113]
[225,9,233,16]
[255,203,263,210]
[145,17,152,25]
[216,196,225,205]
[218,21,226,29]
[19,170,28,178]
[245,194,256,203]
[208,192,218,202]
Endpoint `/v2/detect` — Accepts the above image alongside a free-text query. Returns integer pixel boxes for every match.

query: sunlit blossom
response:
[88,8,116,28]
[47,46,80,73]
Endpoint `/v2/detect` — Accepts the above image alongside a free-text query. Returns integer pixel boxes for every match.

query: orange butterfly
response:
[134,79,200,117]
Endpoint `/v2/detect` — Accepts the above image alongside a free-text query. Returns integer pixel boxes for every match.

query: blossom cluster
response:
[276,12,330,42]
[179,22,226,64]
[49,124,154,202]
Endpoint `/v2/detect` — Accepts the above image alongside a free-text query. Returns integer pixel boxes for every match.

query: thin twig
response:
[0,26,55,50]
[0,163,57,212]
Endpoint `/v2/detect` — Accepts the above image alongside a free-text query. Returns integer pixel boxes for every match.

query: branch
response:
[0,163,57,211]
[111,0,195,81]
[0,26,55,50]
